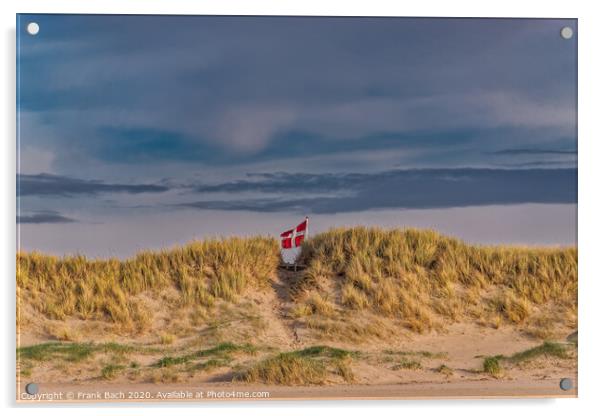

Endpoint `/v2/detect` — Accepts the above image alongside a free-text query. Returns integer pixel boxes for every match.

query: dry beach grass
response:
[295,227,577,335]
[16,227,577,396]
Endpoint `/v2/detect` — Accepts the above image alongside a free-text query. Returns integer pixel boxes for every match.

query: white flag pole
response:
[306,216,309,241]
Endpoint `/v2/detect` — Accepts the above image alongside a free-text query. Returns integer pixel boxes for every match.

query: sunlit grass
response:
[17,237,279,331]
[234,345,356,385]
[296,227,577,336]
[17,227,577,344]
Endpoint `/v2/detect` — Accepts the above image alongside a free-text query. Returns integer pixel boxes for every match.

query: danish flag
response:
[280,217,309,249]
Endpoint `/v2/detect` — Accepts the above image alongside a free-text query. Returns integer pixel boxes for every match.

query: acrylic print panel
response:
[16,14,577,402]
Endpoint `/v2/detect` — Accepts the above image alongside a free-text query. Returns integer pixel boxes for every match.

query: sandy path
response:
[16,378,577,403]
[265,266,304,345]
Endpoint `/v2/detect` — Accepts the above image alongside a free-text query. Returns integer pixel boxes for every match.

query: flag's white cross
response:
[280,217,309,263]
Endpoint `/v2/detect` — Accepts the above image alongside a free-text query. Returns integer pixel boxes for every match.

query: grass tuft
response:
[235,345,356,385]
[159,333,176,345]
[436,364,454,376]
[235,353,326,385]
[483,356,503,377]
[391,358,422,370]
[101,364,125,380]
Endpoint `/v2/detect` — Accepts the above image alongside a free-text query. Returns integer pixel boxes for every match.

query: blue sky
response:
[17,15,577,256]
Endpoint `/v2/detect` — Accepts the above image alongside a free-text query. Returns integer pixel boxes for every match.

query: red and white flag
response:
[280,217,309,249]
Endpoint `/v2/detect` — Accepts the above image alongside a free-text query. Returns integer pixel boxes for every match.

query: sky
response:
[16,15,577,257]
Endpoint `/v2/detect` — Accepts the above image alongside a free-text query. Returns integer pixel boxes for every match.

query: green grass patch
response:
[155,355,193,368]
[383,349,447,359]
[196,358,231,372]
[196,342,257,357]
[101,364,125,380]
[391,358,422,370]
[288,345,356,360]
[509,341,569,363]
[17,341,147,363]
[153,342,256,368]
[101,342,136,354]
[483,356,503,377]
[18,342,95,362]
[478,342,571,377]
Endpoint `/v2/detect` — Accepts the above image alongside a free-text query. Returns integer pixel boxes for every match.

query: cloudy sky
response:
[17,15,577,257]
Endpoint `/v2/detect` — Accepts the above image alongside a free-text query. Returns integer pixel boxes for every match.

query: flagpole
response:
[293,222,297,271]
[306,216,309,240]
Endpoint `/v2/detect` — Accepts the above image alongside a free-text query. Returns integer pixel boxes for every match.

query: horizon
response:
[16,222,578,262]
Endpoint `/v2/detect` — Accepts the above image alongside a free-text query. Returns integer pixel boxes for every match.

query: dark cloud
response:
[180,198,322,213]
[18,16,577,172]
[491,148,577,156]
[17,173,170,197]
[182,168,577,214]
[193,171,361,194]
[17,211,76,224]
[495,160,576,168]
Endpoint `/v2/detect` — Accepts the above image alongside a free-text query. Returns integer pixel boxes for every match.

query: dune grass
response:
[235,353,327,385]
[383,349,448,359]
[480,341,572,377]
[296,227,577,334]
[17,227,577,343]
[17,341,143,363]
[304,314,395,342]
[17,237,279,331]
[436,364,454,376]
[483,356,503,377]
[235,345,356,385]
[289,345,354,358]
[154,342,257,368]
[509,341,569,363]
[391,358,422,370]
[101,363,126,380]
[195,358,231,372]
[18,342,96,362]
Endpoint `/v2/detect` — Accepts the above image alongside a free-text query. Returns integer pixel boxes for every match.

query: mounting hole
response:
[25,382,39,395]
[559,378,573,391]
[26,22,40,36]
[560,26,573,40]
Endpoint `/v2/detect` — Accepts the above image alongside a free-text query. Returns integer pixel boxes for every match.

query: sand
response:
[17,378,576,403]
